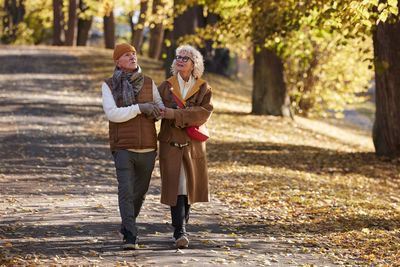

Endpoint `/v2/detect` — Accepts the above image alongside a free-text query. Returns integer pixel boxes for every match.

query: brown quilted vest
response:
[105,76,157,152]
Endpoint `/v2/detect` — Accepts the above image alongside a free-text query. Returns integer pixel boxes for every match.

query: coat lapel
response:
[167,76,185,106]
[184,78,205,101]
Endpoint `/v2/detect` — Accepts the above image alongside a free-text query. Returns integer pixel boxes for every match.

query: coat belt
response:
[170,141,190,148]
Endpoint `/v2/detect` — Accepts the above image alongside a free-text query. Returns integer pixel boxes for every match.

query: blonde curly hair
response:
[170,45,204,79]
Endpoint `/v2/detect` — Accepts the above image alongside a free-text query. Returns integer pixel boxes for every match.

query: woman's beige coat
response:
[157,75,213,206]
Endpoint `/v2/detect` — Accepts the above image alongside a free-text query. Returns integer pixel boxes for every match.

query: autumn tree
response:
[8,0,53,44]
[188,0,314,117]
[1,0,25,43]
[305,0,400,156]
[54,0,93,46]
[192,0,400,158]
[182,0,303,117]
[252,0,400,156]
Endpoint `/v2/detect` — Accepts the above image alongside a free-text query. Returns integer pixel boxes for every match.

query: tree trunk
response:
[165,2,205,78]
[104,10,115,49]
[372,8,400,157]
[53,0,64,45]
[148,0,164,59]
[65,0,77,46]
[252,46,292,118]
[76,0,92,46]
[149,24,164,59]
[250,1,292,117]
[77,18,92,46]
[132,0,149,54]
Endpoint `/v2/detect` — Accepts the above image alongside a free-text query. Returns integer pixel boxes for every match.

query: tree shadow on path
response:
[207,141,399,180]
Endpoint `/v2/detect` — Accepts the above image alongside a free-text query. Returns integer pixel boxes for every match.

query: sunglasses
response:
[175,55,194,63]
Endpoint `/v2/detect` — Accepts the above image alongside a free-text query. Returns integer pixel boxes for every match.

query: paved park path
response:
[0,46,335,266]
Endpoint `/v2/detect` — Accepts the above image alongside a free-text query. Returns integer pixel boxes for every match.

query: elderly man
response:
[102,43,163,249]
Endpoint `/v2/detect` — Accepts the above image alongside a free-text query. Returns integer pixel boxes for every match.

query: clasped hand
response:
[160,107,175,119]
[138,103,161,118]
[138,103,175,120]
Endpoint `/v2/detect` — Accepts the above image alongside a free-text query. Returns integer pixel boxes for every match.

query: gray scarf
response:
[111,66,144,107]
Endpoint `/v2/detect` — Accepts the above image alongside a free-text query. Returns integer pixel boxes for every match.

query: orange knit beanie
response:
[113,43,136,61]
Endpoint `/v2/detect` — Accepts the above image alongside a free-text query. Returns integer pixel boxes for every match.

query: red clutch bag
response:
[186,124,210,142]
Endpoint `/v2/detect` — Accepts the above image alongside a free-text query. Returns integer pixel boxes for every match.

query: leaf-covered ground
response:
[207,72,400,265]
[0,45,399,266]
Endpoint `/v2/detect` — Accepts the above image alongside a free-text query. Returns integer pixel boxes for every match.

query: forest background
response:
[1,0,400,157]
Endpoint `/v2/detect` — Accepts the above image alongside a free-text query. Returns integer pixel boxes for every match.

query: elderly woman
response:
[158,45,213,248]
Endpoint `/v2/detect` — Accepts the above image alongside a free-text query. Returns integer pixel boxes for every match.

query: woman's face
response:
[116,51,137,72]
[175,53,194,77]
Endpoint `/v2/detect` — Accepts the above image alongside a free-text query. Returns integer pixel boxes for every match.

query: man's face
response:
[116,51,137,71]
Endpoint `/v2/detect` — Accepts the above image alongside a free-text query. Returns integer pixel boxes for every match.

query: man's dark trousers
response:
[113,149,156,237]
